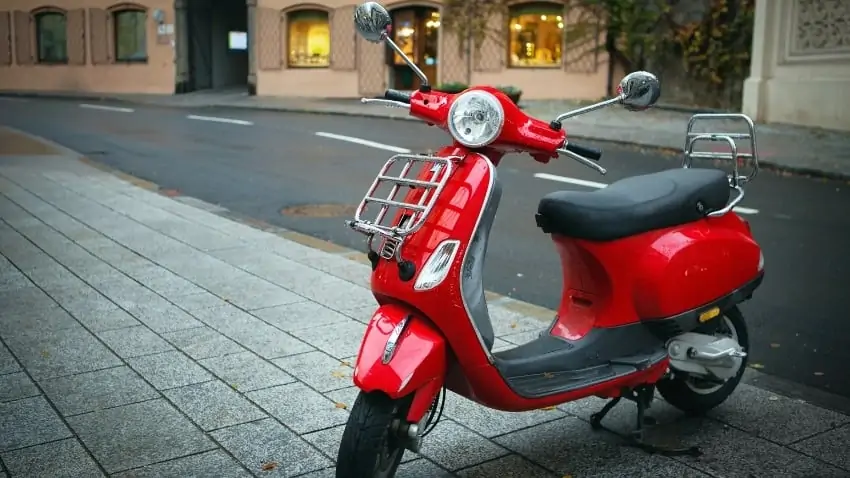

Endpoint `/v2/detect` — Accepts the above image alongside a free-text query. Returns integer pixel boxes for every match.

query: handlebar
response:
[384,89,411,104]
[563,142,602,161]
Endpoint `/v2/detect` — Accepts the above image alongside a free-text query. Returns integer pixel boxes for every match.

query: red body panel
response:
[353,304,446,419]
[351,86,762,414]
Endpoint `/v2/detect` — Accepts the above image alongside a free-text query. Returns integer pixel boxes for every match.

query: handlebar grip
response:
[565,142,603,161]
[384,89,412,104]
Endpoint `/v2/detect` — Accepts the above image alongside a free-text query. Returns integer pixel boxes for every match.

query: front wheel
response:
[336,391,411,478]
[657,306,750,415]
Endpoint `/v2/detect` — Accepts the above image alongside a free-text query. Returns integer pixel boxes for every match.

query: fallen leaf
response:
[768,396,779,401]
[541,406,556,411]
[261,461,278,471]
[40,350,50,358]
[510,321,518,329]
[770,343,780,348]
[814,372,825,376]
[231,384,239,390]
[749,363,765,370]
[331,370,346,379]
[340,360,352,367]
[543,372,554,379]
[335,402,348,409]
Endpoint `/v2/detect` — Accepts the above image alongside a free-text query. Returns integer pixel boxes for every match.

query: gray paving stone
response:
[3,326,122,380]
[173,291,230,311]
[791,423,850,471]
[0,438,103,478]
[48,286,119,318]
[40,366,159,416]
[0,286,59,318]
[97,325,175,358]
[707,383,850,444]
[210,418,333,476]
[287,318,366,360]
[0,303,80,337]
[162,326,245,360]
[443,391,566,438]
[67,398,216,473]
[252,300,351,332]
[0,342,20,374]
[0,269,32,292]
[130,268,208,300]
[295,277,377,312]
[307,254,371,288]
[272,351,354,392]
[127,351,213,390]
[0,371,40,402]
[112,449,251,478]
[499,330,543,345]
[211,280,305,311]
[73,306,141,332]
[0,395,72,452]
[199,351,295,392]
[164,380,267,431]
[323,386,360,412]
[342,304,378,324]
[395,459,456,477]
[215,318,314,360]
[22,263,81,291]
[416,420,509,471]
[489,306,547,337]
[188,303,256,331]
[247,382,350,434]
[125,301,206,334]
[455,454,557,478]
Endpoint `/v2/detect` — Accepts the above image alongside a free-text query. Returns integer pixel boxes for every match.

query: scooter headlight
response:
[447,90,504,148]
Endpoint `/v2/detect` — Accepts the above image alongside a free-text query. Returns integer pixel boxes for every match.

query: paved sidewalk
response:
[3,89,850,179]
[1,127,849,478]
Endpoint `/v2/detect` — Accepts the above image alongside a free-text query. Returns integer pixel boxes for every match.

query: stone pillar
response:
[174,0,190,93]
[741,0,776,121]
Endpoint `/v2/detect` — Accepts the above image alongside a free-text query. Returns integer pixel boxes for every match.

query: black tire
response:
[336,391,411,478]
[657,306,750,415]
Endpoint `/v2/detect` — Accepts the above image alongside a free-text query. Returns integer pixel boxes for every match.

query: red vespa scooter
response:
[338,3,764,476]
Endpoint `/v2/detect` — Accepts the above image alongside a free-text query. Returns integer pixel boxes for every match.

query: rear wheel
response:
[657,306,749,415]
[336,391,410,478]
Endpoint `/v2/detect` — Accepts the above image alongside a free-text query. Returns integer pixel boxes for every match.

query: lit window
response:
[114,9,147,62]
[35,11,68,63]
[508,2,564,68]
[288,10,330,68]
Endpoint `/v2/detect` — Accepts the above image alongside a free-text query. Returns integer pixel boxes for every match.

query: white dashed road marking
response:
[187,115,254,126]
[79,103,134,113]
[315,132,411,154]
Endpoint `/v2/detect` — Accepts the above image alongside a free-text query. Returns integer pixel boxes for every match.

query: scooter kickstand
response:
[589,397,621,430]
[624,387,702,458]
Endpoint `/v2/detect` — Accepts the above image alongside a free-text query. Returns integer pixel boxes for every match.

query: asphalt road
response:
[2,97,849,399]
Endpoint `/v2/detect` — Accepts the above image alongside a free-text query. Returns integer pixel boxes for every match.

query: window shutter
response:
[13,10,33,65]
[88,8,109,64]
[67,8,86,65]
[0,11,11,66]
[330,6,356,70]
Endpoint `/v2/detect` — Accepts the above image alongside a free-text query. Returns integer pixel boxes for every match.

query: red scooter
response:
[338,3,763,476]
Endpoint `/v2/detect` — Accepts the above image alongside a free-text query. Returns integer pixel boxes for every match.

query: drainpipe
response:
[174,0,189,93]
[246,0,257,95]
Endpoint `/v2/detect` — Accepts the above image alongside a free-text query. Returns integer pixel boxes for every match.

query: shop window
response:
[288,9,330,68]
[508,2,564,68]
[35,10,67,63]
[113,8,147,62]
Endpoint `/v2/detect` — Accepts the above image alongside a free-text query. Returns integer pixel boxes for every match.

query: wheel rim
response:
[684,316,743,395]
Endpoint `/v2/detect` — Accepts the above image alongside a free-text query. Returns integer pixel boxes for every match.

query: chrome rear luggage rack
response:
[347,153,455,261]
[683,113,759,217]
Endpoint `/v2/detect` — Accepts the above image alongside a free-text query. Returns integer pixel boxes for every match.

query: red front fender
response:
[353,304,446,422]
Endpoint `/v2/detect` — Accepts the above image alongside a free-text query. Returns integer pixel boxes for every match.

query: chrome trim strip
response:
[382,315,410,364]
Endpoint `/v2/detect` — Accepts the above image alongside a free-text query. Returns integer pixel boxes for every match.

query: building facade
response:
[0,0,612,100]
[742,0,850,131]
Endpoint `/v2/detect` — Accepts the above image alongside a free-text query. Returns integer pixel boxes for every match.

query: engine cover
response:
[667,332,746,381]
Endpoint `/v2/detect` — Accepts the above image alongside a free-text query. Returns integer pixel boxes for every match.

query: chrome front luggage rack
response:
[347,153,454,261]
[683,113,759,217]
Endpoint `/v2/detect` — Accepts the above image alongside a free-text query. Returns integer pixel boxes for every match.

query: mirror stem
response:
[383,33,430,91]
[554,96,623,123]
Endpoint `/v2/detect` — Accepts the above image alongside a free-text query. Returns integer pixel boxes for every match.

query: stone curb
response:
[5,124,850,418]
[3,91,849,181]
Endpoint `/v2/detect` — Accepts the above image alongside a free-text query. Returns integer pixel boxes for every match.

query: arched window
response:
[35,10,67,63]
[113,7,147,62]
[287,9,330,68]
[508,2,564,68]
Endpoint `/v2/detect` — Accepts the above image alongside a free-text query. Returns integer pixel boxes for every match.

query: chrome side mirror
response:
[354,2,392,43]
[353,1,431,90]
[618,71,661,111]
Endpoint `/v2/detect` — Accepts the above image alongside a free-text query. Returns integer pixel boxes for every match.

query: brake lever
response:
[556,148,607,175]
[360,98,410,109]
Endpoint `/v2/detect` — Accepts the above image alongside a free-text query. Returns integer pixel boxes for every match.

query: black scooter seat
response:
[535,168,730,241]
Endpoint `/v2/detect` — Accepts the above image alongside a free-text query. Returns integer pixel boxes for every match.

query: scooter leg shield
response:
[353,304,447,422]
